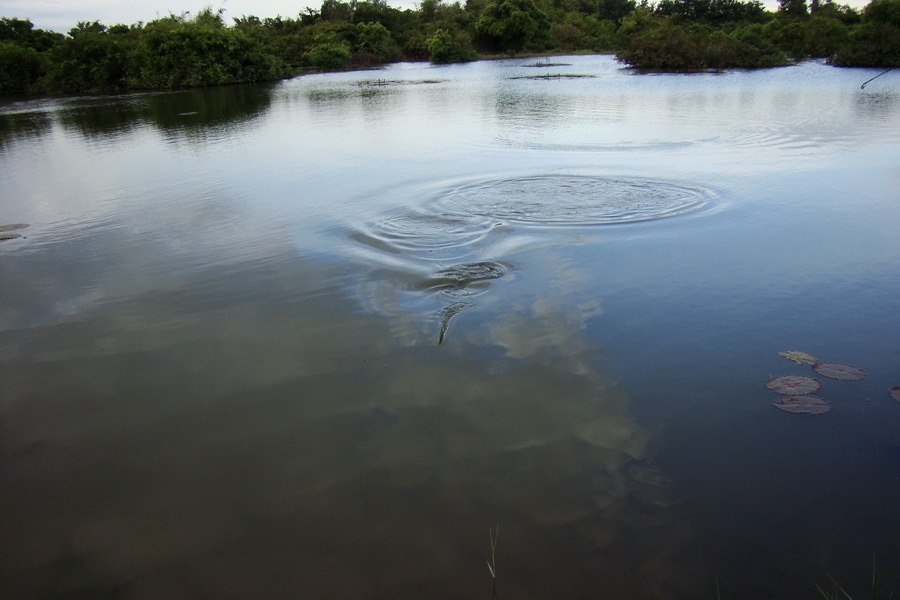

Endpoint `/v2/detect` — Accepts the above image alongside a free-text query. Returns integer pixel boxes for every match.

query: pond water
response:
[2,55,899,599]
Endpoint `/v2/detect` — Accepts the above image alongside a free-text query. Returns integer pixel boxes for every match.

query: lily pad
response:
[0,223,29,232]
[766,375,821,395]
[778,350,817,365]
[773,395,831,414]
[812,362,866,381]
[890,386,900,402]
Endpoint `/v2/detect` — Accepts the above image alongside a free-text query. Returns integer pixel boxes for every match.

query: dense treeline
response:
[1,10,286,95]
[1,0,898,96]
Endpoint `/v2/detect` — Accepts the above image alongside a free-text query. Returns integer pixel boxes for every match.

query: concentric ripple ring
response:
[350,207,499,262]
[432,175,716,226]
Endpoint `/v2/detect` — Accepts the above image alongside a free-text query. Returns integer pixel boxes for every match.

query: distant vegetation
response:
[1,0,898,96]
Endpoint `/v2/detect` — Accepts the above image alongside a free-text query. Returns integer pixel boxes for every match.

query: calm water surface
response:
[2,56,900,599]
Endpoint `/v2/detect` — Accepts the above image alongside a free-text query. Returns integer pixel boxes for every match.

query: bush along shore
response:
[1,0,898,97]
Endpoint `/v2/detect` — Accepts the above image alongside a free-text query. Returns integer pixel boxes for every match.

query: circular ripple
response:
[433,175,714,226]
[351,208,499,261]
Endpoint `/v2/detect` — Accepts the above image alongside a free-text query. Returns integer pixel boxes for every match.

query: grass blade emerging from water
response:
[815,557,885,600]
[486,525,498,579]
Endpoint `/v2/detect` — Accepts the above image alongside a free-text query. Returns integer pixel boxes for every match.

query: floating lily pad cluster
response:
[766,374,829,414]
[769,351,900,413]
[0,223,29,242]
[768,350,879,415]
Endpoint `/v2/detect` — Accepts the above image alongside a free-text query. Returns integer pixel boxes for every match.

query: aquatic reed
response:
[487,525,498,579]
[815,558,885,600]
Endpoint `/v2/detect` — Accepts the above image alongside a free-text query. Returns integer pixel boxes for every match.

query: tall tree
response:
[474,0,551,51]
[778,0,809,17]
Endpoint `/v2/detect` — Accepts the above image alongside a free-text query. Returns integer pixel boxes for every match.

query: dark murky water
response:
[2,56,900,599]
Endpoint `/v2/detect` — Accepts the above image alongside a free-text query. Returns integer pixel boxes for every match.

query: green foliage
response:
[131,13,285,89]
[616,8,787,68]
[69,20,109,37]
[407,0,475,59]
[191,6,227,29]
[550,12,618,50]
[599,0,638,21]
[0,17,60,94]
[321,0,356,21]
[832,20,900,64]
[427,27,456,61]
[830,0,899,64]
[617,9,693,67]
[863,0,900,24]
[812,1,861,25]
[0,41,44,94]
[48,27,133,93]
[0,16,33,41]
[356,21,401,60]
[422,0,443,22]
[474,0,552,52]
[1,17,63,50]
[353,0,406,28]
[427,27,477,61]
[764,14,849,57]
[0,0,887,94]
[656,0,768,23]
[305,40,352,69]
[779,0,810,17]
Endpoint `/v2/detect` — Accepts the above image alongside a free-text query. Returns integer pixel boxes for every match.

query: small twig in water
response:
[861,67,894,89]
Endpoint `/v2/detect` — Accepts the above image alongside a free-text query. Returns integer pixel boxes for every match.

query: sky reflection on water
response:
[2,56,900,599]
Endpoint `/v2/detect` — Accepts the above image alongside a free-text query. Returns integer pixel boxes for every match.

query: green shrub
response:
[474,0,552,53]
[0,41,44,94]
[130,16,285,89]
[617,10,788,69]
[304,41,352,69]
[427,27,476,62]
[832,21,900,65]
